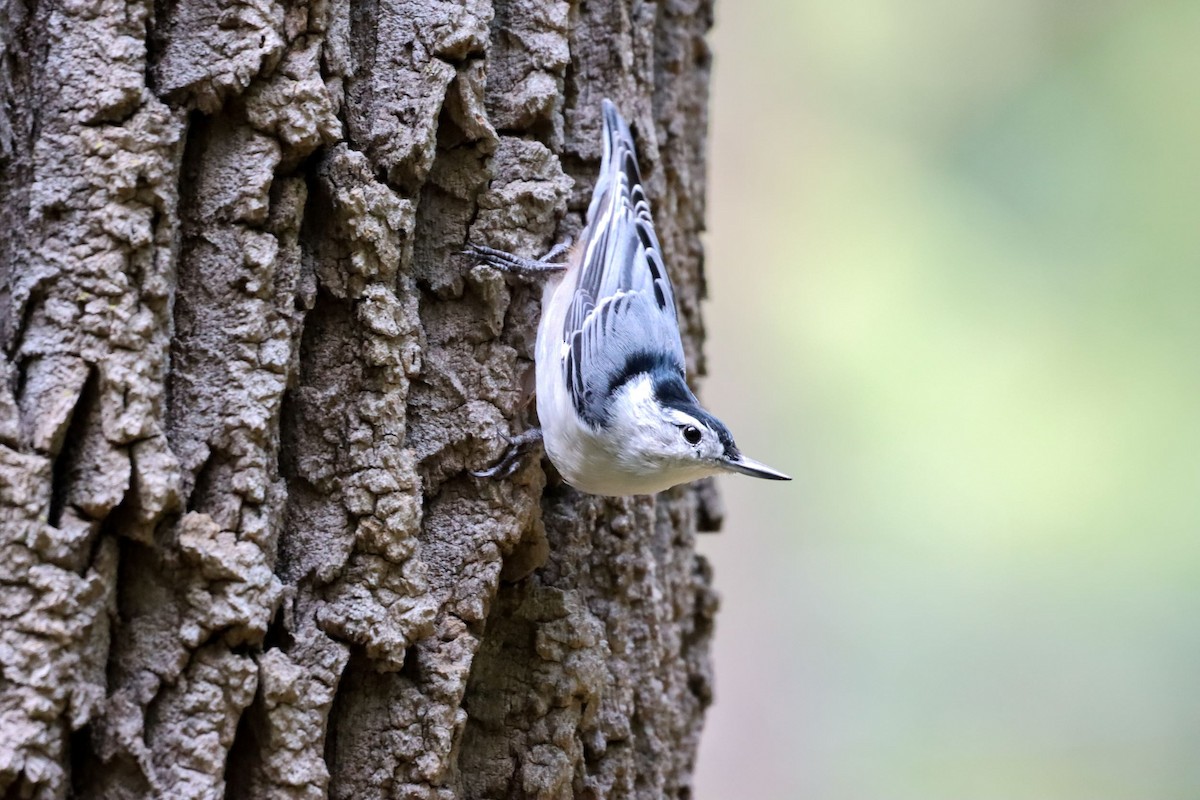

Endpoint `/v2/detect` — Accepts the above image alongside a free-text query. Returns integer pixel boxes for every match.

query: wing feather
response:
[563,100,686,427]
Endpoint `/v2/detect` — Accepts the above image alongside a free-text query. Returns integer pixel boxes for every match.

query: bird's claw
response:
[464,241,571,276]
[472,428,544,479]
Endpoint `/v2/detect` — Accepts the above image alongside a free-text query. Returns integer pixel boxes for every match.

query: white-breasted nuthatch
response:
[471,99,790,496]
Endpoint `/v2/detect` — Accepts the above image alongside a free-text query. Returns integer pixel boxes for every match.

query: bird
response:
[469,99,790,496]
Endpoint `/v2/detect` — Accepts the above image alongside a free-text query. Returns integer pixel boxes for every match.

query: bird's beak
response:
[720,453,792,481]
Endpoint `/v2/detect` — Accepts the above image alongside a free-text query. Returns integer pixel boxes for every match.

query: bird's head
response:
[608,369,791,492]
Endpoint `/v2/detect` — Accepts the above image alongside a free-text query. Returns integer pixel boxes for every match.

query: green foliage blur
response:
[694,1,1200,797]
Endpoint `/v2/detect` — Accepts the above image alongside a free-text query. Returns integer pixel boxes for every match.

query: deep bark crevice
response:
[222,691,260,800]
[46,366,98,526]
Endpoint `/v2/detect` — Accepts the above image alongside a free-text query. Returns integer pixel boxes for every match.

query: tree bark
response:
[0,0,720,797]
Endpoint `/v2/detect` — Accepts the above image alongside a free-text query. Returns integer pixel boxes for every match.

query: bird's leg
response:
[472,427,544,478]
[465,238,572,277]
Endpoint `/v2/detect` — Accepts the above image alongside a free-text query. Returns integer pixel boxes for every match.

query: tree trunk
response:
[0,0,720,797]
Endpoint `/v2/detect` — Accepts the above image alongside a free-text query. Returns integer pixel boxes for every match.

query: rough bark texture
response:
[0,0,720,798]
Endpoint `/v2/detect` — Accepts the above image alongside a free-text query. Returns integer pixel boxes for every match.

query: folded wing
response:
[563,100,687,427]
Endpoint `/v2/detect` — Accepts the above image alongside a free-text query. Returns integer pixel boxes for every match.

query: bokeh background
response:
[693,1,1200,798]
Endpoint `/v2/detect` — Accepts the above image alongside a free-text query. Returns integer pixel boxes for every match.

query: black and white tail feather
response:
[471,99,790,495]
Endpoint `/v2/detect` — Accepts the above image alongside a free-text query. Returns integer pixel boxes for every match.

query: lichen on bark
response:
[0,0,719,798]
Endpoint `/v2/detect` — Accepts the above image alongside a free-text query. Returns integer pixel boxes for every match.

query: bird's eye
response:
[682,425,702,445]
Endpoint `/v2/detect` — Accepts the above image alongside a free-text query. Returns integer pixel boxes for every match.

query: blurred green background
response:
[694,1,1200,798]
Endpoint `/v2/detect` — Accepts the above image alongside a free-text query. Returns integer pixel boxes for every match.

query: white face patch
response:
[613,374,662,429]
[609,376,718,462]
[663,408,702,429]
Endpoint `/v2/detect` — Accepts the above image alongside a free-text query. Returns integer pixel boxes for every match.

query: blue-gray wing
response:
[563,100,686,428]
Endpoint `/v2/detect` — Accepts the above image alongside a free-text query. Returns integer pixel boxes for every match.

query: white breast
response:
[533,269,622,494]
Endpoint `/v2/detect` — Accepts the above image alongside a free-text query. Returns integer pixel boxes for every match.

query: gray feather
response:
[564,100,686,427]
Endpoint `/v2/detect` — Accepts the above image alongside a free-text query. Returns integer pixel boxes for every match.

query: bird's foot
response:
[472,427,544,478]
[464,238,572,277]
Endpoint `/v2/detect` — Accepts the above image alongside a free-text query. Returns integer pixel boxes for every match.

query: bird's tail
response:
[588,99,639,224]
